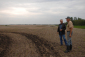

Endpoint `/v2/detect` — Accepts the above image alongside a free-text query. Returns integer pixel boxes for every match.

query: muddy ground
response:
[0,25,85,57]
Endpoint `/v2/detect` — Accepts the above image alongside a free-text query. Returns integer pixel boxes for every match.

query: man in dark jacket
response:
[57,19,67,46]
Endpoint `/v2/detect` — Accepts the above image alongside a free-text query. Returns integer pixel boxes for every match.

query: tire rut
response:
[3,33,40,57]
[12,32,61,57]
[0,34,11,57]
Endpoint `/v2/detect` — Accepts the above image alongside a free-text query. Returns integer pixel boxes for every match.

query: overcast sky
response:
[0,0,85,24]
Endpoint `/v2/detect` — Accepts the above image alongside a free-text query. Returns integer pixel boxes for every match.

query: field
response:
[0,25,85,57]
[74,26,85,29]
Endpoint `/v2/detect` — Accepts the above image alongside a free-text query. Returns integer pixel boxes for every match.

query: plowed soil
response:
[0,25,85,57]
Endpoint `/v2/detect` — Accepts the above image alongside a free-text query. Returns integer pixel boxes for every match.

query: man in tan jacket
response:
[64,17,73,53]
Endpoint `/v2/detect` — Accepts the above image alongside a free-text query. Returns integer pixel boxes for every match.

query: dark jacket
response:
[57,23,66,35]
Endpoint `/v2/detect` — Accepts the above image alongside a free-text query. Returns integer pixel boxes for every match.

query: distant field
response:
[74,26,85,29]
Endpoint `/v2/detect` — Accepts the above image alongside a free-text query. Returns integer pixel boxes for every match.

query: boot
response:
[70,45,72,50]
[64,45,70,53]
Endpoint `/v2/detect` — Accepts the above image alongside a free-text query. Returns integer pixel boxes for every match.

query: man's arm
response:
[57,26,59,32]
[69,27,73,37]
[57,25,60,34]
[69,21,73,37]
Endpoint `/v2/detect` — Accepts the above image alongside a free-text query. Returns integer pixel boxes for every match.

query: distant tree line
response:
[65,17,85,26]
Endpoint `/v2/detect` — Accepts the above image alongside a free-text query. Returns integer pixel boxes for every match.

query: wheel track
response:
[0,34,11,57]
[3,33,40,57]
[12,32,61,57]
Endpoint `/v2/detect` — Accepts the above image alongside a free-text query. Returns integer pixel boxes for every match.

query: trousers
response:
[67,31,73,46]
[59,34,67,45]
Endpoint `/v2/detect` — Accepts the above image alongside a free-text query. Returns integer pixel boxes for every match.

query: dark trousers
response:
[59,34,67,45]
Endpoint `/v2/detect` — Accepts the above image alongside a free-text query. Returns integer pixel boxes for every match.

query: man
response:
[64,17,73,53]
[57,19,67,46]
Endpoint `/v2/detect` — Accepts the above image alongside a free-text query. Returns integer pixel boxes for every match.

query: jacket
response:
[57,23,66,35]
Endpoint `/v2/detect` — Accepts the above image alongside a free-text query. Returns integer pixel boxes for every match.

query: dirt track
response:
[0,32,61,57]
[0,25,85,57]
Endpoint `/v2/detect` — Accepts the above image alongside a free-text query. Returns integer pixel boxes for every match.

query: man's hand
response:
[60,29,62,31]
[69,34,71,37]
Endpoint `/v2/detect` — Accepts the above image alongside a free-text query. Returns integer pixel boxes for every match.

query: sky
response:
[0,0,85,24]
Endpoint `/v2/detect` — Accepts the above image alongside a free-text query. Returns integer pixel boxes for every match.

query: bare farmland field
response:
[0,25,85,57]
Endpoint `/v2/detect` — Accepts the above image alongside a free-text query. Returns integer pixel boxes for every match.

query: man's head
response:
[60,19,63,24]
[66,17,71,22]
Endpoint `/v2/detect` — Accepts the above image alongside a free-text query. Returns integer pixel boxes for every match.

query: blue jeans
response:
[59,34,67,45]
[67,32,73,46]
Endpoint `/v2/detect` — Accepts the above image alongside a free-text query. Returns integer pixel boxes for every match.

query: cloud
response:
[0,0,85,24]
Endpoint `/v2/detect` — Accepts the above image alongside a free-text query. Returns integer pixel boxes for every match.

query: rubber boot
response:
[64,45,70,53]
[70,45,72,50]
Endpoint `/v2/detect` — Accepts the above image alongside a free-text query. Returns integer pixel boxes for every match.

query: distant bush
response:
[65,16,85,26]
[5,25,8,26]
